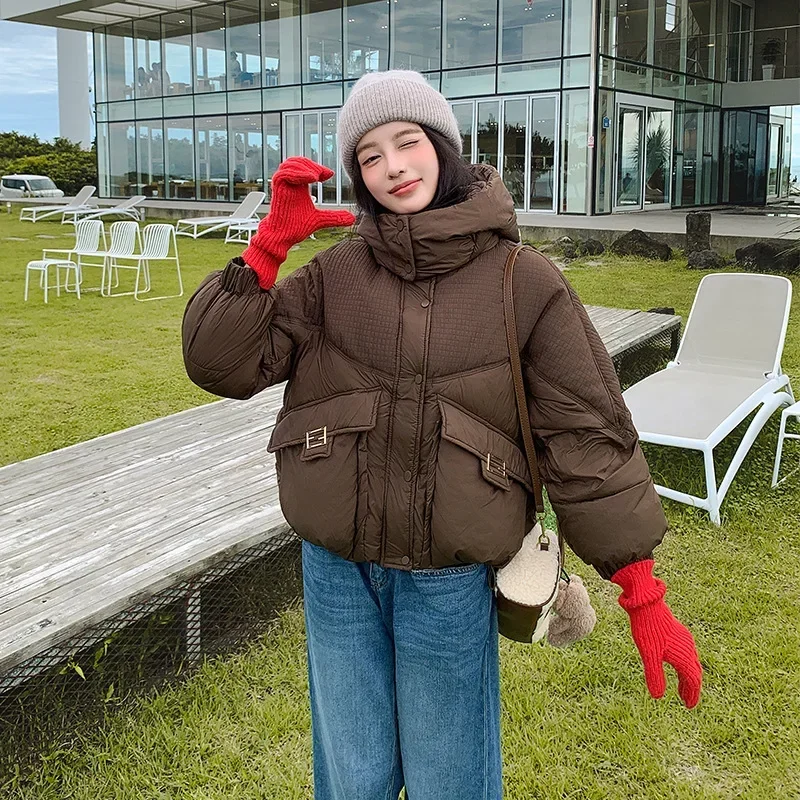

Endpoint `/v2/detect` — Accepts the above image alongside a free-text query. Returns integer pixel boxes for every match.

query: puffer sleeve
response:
[518,251,668,579]
[181,255,323,400]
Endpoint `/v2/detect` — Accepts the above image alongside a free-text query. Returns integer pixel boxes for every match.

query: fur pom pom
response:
[546,575,597,648]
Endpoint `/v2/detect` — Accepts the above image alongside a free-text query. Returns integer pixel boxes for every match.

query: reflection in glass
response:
[392,0,441,72]
[322,112,338,203]
[654,0,681,72]
[498,61,560,93]
[686,0,713,78]
[452,103,474,162]
[680,106,698,205]
[97,123,110,196]
[477,101,499,169]
[441,68,496,98]
[345,0,388,79]
[530,96,556,210]
[230,115,263,199]
[138,122,165,197]
[264,113,282,200]
[166,118,196,199]
[108,122,136,196]
[561,89,589,213]
[503,99,526,209]
[563,0,591,56]
[303,113,320,201]
[162,13,192,96]
[196,116,229,199]
[303,0,343,82]
[499,0,561,64]
[106,23,135,102]
[193,5,226,93]
[134,19,162,98]
[94,32,107,104]
[644,109,672,205]
[444,0,496,68]
[262,0,301,86]
[227,0,262,90]
[616,107,643,207]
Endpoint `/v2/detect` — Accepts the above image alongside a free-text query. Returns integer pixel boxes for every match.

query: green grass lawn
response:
[3,211,800,799]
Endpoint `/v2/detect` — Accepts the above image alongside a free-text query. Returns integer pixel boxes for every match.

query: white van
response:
[0,174,64,199]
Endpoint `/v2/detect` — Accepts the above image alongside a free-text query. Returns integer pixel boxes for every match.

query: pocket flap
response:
[268,389,381,452]
[438,399,532,491]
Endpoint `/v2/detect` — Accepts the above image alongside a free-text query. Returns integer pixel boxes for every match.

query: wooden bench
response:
[0,306,680,690]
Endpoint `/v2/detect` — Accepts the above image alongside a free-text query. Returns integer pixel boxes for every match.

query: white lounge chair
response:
[623,273,795,525]
[68,195,146,224]
[19,185,96,223]
[175,191,265,239]
[106,223,182,301]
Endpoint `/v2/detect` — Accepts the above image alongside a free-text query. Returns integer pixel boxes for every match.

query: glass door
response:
[615,105,644,210]
[284,109,342,204]
[644,108,672,207]
[768,123,782,198]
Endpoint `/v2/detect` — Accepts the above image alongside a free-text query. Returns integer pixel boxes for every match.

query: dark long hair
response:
[350,124,477,227]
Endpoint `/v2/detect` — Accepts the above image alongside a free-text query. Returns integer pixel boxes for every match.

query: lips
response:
[389,179,421,195]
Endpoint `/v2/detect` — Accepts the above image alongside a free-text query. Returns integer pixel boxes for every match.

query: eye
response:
[399,139,419,149]
[360,154,379,166]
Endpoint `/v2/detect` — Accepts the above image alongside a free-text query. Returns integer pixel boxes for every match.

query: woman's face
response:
[355,122,439,214]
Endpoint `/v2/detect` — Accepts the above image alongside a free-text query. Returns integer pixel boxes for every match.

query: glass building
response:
[2,0,798,215]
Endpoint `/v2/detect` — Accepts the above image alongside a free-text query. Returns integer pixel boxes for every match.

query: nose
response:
[384,151,406,179]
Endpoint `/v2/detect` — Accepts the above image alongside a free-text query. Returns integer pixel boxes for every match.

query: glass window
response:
[345,0,388,79]
[264,112,282,197]
[134,19,162,99]
[595,88,614,213]
[530,95,557,210]
[97,122,110,196]
[263,84,302,110]
[452,102,474,161]
[195,92,227,115]
[196,116,230,200]
[562,56,590,87]
[686,0,713,78]
[444,0,497,69]
[166,118,196,199]
[164,95,194,117]
[391,0,441,72]
[654,0,681,72]
[603,0,648,62]
[136,98,164,119]
[441,68,496,98]
[303,82,344,107]
[228,89,262,113]
[679,104,699,205]
[563,0,591,56]
[193,4,227,93]
[502,98,526,209]
[162,13,192,96]
[138,122,165,198]
[498,61,560,93]
[94,31,107,104]
[303,0,343,82]
[560,89,589,213]
[227,0,263,90]
[644,109,672,205]
[106,23,135,102]
[477,101,499,168]
[285,113,302,157]
[263,0,301,86]
[653,69,684,99]
[499,0,561,64]
[108,122,137,196]
[230,114,264,199]
[109,101,135,122]
[321,111,338,203]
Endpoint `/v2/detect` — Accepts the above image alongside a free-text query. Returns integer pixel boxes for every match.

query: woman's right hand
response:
[242,157,355,289]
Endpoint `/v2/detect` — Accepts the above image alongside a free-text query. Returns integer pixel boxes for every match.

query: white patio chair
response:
[68,195,146,224]
[41,219,108,293]
[95,220,143,296]
[24,259,80,302]
[175,191,265,239]
[622,273,794,525]
[106,223,182,301]
[19,185,97,223]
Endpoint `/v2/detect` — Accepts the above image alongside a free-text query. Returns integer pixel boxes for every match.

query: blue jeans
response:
[301,540,502,800]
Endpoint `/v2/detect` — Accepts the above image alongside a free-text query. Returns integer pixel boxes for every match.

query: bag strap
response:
[502,243,545,518]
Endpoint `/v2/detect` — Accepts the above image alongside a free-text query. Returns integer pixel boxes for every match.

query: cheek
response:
[361,168,383,198]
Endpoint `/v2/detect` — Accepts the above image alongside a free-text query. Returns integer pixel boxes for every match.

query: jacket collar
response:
[356,165,519,281]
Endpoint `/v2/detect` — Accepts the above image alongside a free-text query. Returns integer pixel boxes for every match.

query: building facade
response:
[2,0,798,214]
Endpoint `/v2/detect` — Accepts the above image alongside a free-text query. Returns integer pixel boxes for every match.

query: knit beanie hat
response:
[338,70,462,179]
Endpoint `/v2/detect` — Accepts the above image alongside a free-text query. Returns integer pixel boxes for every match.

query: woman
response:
[182,70,702,800]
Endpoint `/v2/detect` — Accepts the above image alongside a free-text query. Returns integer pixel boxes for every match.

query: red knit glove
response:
[611,559,703,709]
[242,157,355,289]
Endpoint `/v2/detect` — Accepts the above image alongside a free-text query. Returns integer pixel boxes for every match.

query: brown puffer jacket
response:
[182,165,667,578]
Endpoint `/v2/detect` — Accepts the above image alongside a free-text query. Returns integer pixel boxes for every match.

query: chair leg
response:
[73,265,81,300]
[772,411,789,487]
[43,265,48,304]
[24,267,30,301]
[703,446,720,525]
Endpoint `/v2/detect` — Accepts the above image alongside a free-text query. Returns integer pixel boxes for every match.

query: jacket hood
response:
[356,164,519,281]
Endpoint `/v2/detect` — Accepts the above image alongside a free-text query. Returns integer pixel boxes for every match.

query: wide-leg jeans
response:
[301,539,502,800]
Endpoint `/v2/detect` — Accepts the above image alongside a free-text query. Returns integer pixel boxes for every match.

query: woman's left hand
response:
[611,559,703,709]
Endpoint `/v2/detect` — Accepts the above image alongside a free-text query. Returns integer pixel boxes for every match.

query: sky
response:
[0,18,798,178]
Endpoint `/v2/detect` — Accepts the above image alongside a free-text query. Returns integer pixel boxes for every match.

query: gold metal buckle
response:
[486,452,506,478]
[305,426,327,449]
